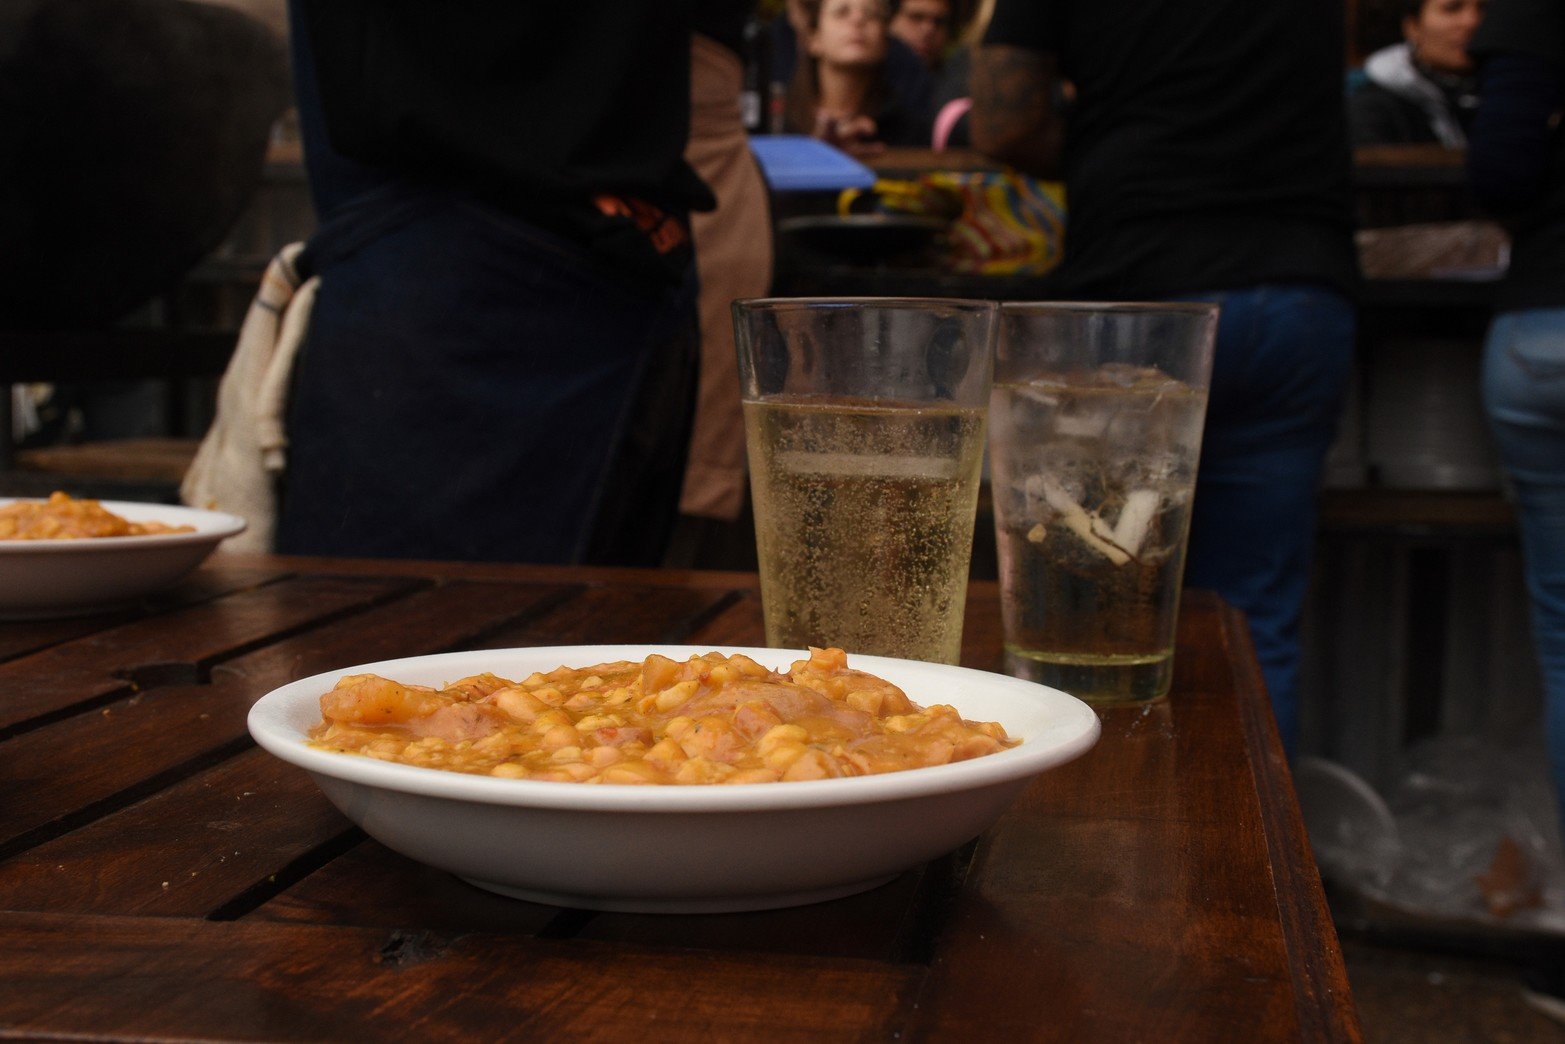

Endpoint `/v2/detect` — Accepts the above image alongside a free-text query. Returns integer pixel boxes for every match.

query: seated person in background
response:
[889,0,954,71]
[1349,0,1487,146]
[784,0,934,154]
[771,0,935,138]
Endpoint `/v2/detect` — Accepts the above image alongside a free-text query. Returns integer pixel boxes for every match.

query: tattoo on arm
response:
[969,45,1063,177]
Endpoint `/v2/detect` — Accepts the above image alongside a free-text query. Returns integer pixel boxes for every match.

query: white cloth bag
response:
[180,242,316,552]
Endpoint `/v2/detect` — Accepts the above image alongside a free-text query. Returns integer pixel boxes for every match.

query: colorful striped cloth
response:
[840,171,1067,276]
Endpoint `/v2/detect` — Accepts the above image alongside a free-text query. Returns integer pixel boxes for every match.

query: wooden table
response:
[0,555,1359,1041]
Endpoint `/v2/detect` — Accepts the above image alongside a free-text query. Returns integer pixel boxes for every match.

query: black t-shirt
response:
[1349,83,1444,146]
[1348,65,1479,147]
[984,0,1359,299]
[299,2,714,220]
[693,0,751,57]
[1470,0,1565,310]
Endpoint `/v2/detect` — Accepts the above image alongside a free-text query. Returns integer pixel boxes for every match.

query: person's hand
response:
[814,111,885,158]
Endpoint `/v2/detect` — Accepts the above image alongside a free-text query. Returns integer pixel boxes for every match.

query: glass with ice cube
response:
[990,303,1217,702]
[735,298,997,665]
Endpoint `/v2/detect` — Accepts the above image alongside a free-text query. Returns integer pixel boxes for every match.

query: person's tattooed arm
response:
[969,44,1065,178]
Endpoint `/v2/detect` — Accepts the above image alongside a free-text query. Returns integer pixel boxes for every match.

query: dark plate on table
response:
[777,214,948,262]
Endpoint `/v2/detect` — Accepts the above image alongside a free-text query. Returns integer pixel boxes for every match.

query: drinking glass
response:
[989,302,1218,702]
[734,297,997,664]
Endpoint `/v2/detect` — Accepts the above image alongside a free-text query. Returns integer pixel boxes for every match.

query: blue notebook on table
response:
[748,135,877,192]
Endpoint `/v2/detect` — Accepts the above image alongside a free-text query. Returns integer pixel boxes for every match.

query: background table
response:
[0,555,1359,1041]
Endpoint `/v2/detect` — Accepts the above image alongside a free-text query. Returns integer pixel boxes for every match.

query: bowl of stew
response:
[247,644,1100,913]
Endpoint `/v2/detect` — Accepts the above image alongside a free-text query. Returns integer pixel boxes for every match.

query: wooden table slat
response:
[207,576,579,694]
[0,566,280,663]
[0,574,419,734]
[0,678,256,852]
[0,580,576,856]
[0,911,922,1042]
[571,849,967,962]
[465,581,742,649]
[250,839,566,937]
[0,747,351,917]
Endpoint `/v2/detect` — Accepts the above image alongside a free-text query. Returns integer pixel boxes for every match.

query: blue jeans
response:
[1175,285,1357,756]
[275,188,697,565]
[1483,308,1565,828]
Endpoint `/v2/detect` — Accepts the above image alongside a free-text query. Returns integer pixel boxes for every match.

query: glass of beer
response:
[989,302,1217,702]
[734,297,998,665]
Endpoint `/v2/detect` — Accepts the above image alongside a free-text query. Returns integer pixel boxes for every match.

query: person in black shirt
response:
[1349,0,1487,147]
[276,1,714,565]
[970,0,1360,756]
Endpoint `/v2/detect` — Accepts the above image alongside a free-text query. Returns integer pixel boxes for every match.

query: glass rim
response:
[733,296,1001,313]
[997,300,1218,316]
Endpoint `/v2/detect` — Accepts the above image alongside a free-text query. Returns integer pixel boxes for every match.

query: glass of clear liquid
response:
[989,302,1217,702]
[734,297,998,665]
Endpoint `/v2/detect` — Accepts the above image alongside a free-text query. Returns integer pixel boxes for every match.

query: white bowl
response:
[248,644,1101,913]
[0,498,247,619]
